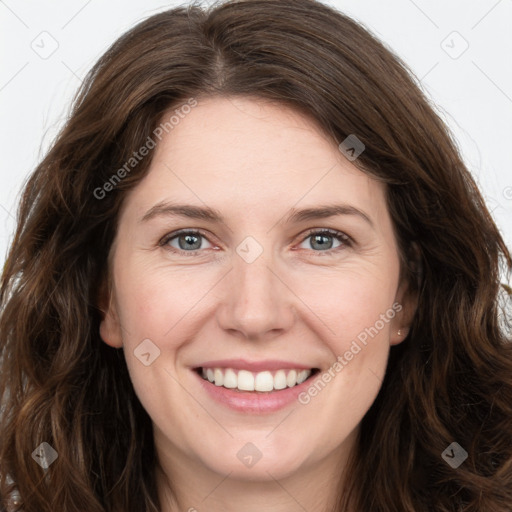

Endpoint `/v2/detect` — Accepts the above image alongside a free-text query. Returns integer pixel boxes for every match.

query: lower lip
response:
[193,370,316,414]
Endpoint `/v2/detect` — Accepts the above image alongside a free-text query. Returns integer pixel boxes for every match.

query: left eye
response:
[298,229,350,252]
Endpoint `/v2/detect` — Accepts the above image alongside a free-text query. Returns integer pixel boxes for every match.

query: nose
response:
[216,248,296,341]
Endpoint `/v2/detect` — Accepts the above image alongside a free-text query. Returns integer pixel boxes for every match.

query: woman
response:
[1,0,511,510]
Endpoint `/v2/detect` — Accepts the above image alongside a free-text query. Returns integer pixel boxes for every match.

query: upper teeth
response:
[201,368,312,392]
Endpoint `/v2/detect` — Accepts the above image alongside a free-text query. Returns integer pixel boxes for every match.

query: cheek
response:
[291,263,398,350]
[111,262,202,426]
[292,272,395,449]
[114,259,218,342]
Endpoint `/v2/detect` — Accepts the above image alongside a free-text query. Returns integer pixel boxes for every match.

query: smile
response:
[197,367,319,392]
[192,359,322,413]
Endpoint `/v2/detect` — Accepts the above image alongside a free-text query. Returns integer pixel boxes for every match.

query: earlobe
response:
[389,282,418,346]
[99,309,123,348]
[98,279,123,348]
[390,326,410,346]
[390,243,421,346]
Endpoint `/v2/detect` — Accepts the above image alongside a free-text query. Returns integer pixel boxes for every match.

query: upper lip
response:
[194,359,316,372]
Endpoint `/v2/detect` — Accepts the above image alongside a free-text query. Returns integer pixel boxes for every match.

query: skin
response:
[100,96,417,512]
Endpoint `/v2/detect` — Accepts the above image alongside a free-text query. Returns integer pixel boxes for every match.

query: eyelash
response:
[158,228,353,257]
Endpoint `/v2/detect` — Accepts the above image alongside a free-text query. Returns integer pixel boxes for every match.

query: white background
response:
[1,0,511,271]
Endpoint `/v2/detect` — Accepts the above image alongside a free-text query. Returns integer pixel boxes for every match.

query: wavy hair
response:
[1,0,511,510]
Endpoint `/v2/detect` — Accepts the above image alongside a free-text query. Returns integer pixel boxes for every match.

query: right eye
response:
[159,229,216,255]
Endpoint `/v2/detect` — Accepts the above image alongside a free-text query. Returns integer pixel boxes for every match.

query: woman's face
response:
[100,96,414,487]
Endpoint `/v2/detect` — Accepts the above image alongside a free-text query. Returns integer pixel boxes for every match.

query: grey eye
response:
[167,232,213,251]
[299,231,347,251]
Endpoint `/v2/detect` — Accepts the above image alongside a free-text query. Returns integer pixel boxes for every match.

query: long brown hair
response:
[1,1,511,510]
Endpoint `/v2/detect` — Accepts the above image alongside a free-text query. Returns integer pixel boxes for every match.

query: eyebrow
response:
[140,201,374,228]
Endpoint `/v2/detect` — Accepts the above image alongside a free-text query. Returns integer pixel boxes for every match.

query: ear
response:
[98,276,123,349]
[389,280,418,346]
[389,243,421,346]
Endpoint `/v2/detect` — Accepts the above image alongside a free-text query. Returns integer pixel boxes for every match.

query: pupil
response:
[312,234,332,250]
[180,234,201,250]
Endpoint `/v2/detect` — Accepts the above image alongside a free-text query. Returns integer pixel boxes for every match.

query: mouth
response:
[194,366,321,393]
[191,359,323,413]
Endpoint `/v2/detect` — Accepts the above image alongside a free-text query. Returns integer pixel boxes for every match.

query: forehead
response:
[122,96,387,223]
